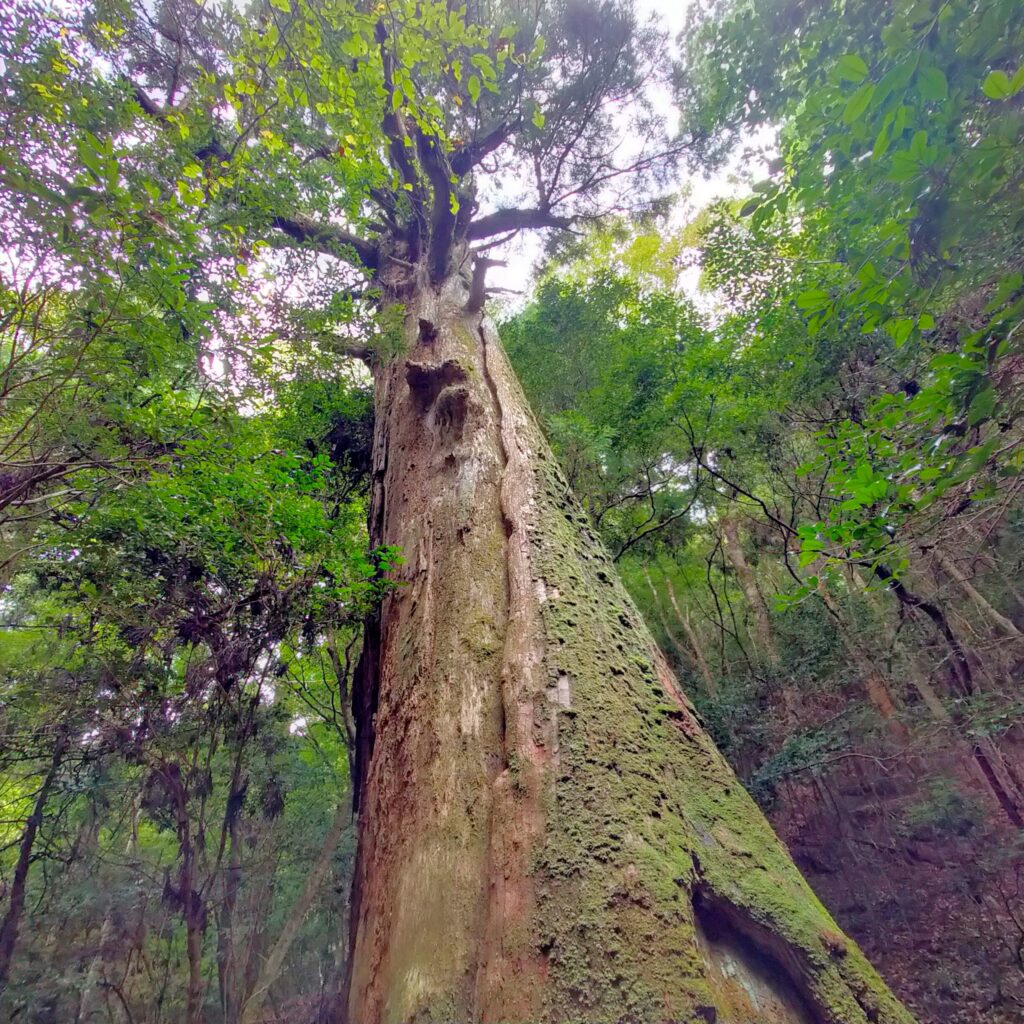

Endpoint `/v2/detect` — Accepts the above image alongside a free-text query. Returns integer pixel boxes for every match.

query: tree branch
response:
[271,215,379,270]
[450,118,521,177]
[466,257,506,313]
[415,128,458,283]
[467,207,573,241]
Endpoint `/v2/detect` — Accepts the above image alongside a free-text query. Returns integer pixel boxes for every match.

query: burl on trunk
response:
[342,271,914,1024]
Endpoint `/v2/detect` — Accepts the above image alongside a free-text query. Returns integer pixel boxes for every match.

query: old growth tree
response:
[2,0,920,1020]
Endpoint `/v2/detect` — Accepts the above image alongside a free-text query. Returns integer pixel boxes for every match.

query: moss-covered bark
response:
[343,271,915,1024]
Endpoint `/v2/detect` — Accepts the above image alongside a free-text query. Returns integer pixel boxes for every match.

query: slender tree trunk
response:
[663,571,719,699]
[0,730,67,994]
[185,898,204,1024]
[641,568,703,685]
[78,794,141,1023]
[341,273,914,1023]
[239,797,350,1024]
[931,546,1021,639]
[875,566,1024,827]
[166,765,205,1024]
[721,515,779,663]
[216,805,243,1024]
[815,580,907,738]
[907,669,950,723]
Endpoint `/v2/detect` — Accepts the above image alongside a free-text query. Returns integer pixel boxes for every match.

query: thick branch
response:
[272,215,379,270]
[415,128,458,283]
[450,118,521,177]
[466,257,506,313]
[466,207,573,241]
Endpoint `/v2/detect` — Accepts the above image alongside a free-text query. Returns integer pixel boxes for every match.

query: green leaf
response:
[872,123,890,160]
[968,386,996,425]
[917,67,947,101]
[883,317,914,346]
[467,74,481,105]
[889,151,920,181]
[836,54,869,83]
[981,70,1013,100]
[795,288,830,311]
[842,83,875,124]
[269,0,290,11]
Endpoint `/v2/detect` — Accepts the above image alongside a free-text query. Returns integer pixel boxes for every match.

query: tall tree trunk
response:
[641,568,713,696]
[78,794,141,1023]
[216,796,244,1024]
[815,579,907,739]
[874,566,1024,826]
[930,546,1021,639]
[216,727,256,1024]
[342,275,913,1024]
[0,730,67,994]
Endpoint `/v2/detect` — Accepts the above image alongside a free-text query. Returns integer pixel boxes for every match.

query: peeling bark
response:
[340,270,915,1024]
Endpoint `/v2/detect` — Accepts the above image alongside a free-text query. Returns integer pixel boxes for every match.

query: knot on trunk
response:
[406,359,468,411]
[432,384,472,443]
[406,359,475,445]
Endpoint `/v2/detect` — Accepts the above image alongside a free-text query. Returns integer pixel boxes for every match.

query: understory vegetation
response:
[0,0,1022,1021]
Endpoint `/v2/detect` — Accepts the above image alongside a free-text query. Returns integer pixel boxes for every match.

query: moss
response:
[498,350,915,1023]
[462,611,500,657]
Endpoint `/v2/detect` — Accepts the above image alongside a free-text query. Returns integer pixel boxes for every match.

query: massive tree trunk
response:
[342,269,914,1024]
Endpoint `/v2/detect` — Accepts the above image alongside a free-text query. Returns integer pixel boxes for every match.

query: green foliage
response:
[688,0,1024,578]
[747,726,852,809]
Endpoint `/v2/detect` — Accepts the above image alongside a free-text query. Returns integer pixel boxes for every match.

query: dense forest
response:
[0,0,1022,1021]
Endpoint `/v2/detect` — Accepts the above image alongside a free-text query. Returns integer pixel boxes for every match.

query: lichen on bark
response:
[342,272,916,1024]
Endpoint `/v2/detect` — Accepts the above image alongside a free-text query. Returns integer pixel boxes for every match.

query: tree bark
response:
[341,271,914,1023]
